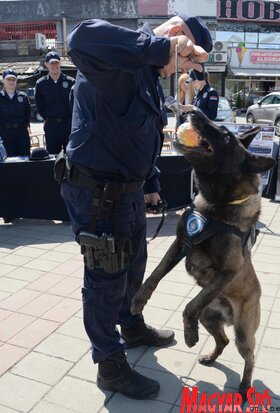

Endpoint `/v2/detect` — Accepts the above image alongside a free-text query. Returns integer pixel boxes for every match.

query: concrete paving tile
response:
[23,258,60,272]
[19,293,63,317]
[100,395,173,413]
[260,295,275,311]
[150,280,193,298]
[188,359,243,390]
[261,327,280,349]
[52,243,80,254]
[0,289,41,311]
[0,308,13,322]
[47,277,82,297]
[0,291,11,301]
[56,316,88,340]
[67,351,97,383]
[35,332,90,362]
[42,297,81,323]
[138,366,183,405]
[0,313,35,342]
[8,319,59,349]
[257,272,280,286]
[30,401,78,413]
[143,306,174,328]
[267,311,280,329]
[12,246,46,258]
[12,352,73,385]
[39,250,74,263]
[51,260,83,276]
[256,346,280,372]
[44,376,108,413]
[272,298,280,312]
[0,277,28,293]
[254,262,280,274]
[0,243,19,254]
[251,368,280,397]
[0,373,50,412]
[31,242,61,250]
[4,267,44,282]
[126,346,148,365]
[0,343,29,375]
[261,283,280,297]
[260,310,270,326]
[137,347,197,377]
[147,291,185,311]
[68,288,82,299]
[253,253,280,264]
[0,405,19,413]
[0,254,33,266]
[27,272,66,292]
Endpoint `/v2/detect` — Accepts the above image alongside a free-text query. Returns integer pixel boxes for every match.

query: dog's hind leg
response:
[198,304,230,365]
[234,300,260,401]
[131,237,185,314]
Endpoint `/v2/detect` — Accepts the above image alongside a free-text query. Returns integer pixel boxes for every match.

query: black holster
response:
[78,230,132,273]
[53,150,66,184]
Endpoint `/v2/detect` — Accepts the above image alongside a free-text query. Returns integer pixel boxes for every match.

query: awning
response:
[231,67,280,77]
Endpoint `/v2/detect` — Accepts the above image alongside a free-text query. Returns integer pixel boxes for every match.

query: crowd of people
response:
[1,13,217,401]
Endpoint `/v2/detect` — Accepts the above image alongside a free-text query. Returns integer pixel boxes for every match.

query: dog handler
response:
[57,15,212,399]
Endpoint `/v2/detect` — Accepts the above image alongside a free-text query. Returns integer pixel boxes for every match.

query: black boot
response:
[97,351,159,399]
[121,320,174,348]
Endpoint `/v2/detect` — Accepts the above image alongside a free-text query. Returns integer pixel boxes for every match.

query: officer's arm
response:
[34,83,46,119]
[68,19,170,76]
[205,91,219,121]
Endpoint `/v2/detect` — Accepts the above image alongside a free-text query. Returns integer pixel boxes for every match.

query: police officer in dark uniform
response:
[35,52,75,154]
[58,15,212,399]
[190,68,219,120]
[0,69,31,156]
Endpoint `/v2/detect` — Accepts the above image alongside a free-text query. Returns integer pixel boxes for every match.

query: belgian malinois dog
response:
[131,108,276,400]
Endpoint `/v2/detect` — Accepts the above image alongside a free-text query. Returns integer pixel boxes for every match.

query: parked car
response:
[215,96,236,123]
[27,88,44,122]
[246,92,280,136]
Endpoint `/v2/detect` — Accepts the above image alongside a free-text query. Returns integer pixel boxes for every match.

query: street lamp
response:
[61,12,67,57]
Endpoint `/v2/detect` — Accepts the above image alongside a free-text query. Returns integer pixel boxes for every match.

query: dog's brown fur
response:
[131,108,276,399]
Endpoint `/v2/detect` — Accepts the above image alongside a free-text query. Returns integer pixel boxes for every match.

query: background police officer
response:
[61,15,211,400]
[0,69,31,157]
[190,68,219,120]
[35,52,75,154]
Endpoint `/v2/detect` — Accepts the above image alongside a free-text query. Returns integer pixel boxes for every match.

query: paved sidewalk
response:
[0,198,279,412]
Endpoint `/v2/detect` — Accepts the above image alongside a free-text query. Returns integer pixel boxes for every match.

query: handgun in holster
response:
[53,150,66,184]
[78,230,132,273]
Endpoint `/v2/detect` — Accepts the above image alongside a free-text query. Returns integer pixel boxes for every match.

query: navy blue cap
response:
[178,14,212,53]
[29,147,50,161]
[189,65,205,81]
[3,69,17,79]
[45,51,61,63]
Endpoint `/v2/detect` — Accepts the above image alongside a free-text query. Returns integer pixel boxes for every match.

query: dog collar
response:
[228,195,251,205]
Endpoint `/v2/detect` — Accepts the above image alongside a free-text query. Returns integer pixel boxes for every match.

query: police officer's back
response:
[191,69,219,121]
[35,52,75,154]
[0,69,31,156]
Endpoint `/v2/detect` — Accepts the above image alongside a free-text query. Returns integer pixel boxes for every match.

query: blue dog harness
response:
[183,206,257,257]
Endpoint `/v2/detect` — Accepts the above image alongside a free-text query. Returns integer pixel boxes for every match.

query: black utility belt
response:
[0,122,26,129]
[54,151,144,194]
[46,117,70,123]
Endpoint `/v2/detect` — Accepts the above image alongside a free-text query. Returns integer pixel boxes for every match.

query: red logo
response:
[180,386,272,413]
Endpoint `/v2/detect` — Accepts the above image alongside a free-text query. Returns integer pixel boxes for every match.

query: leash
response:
[146,199,167,242]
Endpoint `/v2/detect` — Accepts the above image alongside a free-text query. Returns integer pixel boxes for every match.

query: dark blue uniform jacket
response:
[0,89,30,126]
[35,73,75,119]
[67,19,169,188]
[193,84,219,121]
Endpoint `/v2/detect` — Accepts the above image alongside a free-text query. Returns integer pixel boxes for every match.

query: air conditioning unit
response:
[213,41,228,53]
[214,52,227,63]
[35,33,47,50]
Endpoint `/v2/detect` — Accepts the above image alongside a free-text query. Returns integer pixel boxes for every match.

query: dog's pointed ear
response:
[246,153,276,173]
[239,126,261,149]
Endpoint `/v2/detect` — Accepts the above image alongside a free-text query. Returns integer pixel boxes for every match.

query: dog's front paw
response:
[183,310,199,347]
[130,294,146,315]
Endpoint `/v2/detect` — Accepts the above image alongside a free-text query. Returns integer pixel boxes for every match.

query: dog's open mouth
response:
[176,122,213,152]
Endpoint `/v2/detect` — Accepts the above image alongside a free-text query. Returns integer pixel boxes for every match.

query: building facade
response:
[0,0,280,104]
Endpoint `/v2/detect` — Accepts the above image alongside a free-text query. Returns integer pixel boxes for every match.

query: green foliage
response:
[235,93,243,109]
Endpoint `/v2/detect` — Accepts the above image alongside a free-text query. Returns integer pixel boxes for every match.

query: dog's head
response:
[174,108,276,201]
